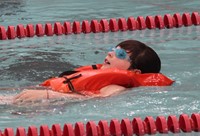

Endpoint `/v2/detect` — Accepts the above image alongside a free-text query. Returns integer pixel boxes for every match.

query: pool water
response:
[0,0,200,135]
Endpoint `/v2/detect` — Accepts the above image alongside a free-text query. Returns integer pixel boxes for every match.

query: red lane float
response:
[82,20,91,33]
[86,121,98,136]
[145,16,156,29]
[16,127,26,136]
[63,124,74,136]
[179,114,192,132]
[164,14,174,28]
[51,124,62,136]
[144,116,157,134]
[132,117,145,135]
[27,126,38,136]
[4,128,14,136]
[137,16,146,30]
[0,26,7,40]
[63,22,72,35]
[16,24,26,38]
[35,24,44,37]
[0,11,199,40]
[72,21,81,34]
[7,26,16,39]
[0,130,3,136]
[98,120,110,136]
[154,15,165,29]
[182,12,192,26]
[109,18,119,32]
[110,119,121,136]
[192,12,200,25]
[39,125,50,136]
[118,18,128,31]
[167,115,180,133]
[91,20,100,33]
[120,118,133,135]
[155,116,168,133]
[26,24,35,37]
[54,22,63,35]
[100,19,109,32]
[74,122,85,136]
[173,13,183,27]
[45,23,53,36]
[127,16,137,30]
[1,113,199,136]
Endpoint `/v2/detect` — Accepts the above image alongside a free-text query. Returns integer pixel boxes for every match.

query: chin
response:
[101,64,111,69]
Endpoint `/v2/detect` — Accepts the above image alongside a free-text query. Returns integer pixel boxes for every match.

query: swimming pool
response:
[0,0,200,135]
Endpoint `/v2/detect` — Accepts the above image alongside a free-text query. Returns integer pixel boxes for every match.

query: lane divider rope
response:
[0,12,199,40]
[0,113,200,136]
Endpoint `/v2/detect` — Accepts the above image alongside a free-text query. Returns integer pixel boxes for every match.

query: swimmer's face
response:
[101,46,131,70]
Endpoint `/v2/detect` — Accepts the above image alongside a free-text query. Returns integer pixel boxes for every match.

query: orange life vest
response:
[41,64,174,95]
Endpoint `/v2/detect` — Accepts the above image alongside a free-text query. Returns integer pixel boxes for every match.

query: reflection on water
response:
[0,51,77,87]
[0,0,25,17]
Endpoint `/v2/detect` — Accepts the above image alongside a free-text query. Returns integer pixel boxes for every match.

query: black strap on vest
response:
[63,74,82,94]
[58,70,78,77]
[92,65,98,69]
[59,65,98,77]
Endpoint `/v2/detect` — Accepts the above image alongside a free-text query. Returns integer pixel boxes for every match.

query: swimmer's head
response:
[101,40,161,73]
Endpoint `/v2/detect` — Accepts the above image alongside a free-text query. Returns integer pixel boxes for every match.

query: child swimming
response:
[0,40,173,105]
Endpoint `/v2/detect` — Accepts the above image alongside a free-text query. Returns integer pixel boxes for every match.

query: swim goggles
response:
[108,47,130,61]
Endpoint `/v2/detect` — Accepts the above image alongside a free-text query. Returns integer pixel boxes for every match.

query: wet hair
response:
[116,40,161,73]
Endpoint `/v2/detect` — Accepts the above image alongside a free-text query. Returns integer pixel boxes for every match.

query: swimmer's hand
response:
[13,89,51,104]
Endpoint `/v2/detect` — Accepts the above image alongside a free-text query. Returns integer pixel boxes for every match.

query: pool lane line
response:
[0,12,199,40]
[0,113,199,135]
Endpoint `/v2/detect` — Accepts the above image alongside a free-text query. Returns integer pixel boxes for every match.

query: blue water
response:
[0,0,200,135]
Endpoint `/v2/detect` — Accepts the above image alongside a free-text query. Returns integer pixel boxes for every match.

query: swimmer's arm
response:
[13,89,88,104]
[49,90,87,99]
[99,85,126,97]
[12,85,125,104]
[0,86,47,91]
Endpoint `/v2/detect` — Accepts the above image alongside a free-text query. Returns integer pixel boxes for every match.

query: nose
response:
[107,51,114,58]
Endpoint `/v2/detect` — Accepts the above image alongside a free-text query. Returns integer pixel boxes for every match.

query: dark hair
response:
[116,40,161,73]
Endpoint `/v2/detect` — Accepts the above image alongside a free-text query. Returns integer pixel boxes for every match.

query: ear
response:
[132,69,141,74]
